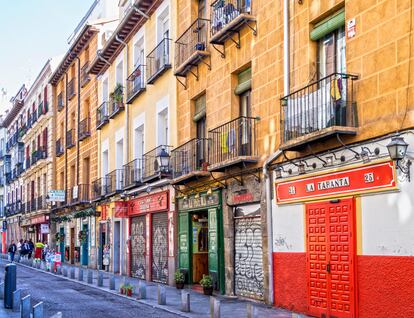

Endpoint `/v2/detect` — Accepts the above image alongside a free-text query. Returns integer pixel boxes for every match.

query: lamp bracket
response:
[396,158,412,182]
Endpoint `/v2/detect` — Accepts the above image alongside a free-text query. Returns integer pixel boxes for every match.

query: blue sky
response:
[0,1,94,112]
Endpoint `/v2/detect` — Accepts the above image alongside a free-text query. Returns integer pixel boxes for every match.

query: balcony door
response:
[195,94,206,168]
[318,26,346,78]
[238,68,252,156]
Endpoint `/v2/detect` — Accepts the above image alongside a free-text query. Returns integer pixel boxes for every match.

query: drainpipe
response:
[284,0,290,96]
[65,72,69,199]
[76,56,81,187]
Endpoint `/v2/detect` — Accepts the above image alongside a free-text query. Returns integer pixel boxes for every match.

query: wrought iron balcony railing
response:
[68,78,76,100]
[109,86,125,119]
[172,138,209,180]
[66,129,76,149]
[30,199,37,212]
[175,18,210,77]
[126,65,146,104]
[37,196,46,210]
[96,102,109,129]
[91,178,107,200]
[56,138,64,157]
[69,184,90,205]
[280,72,358,150]
[147,38,172,84]
[105,169,124,195]
[210,0,255,45]
[79,117,91,141]
[142,145,173,181]
[57,93,64,111]
[31,111,37,125]
[123,158,142,189]
[208,116,259,171]
[81,62,91,87]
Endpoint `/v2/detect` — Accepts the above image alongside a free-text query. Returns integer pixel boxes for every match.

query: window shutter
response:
[193,94,206,122]
[235,68,252,95]
[310,8,345,41]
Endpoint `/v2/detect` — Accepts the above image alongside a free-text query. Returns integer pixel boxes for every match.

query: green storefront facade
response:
[177,190,225,294]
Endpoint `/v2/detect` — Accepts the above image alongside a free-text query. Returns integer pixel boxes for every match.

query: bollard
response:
[157,285,166,305]
[0,282,4,299]
[4,263,16,309]
[109,276,115,290]
[40,262,45,271]
[32,301,44,318]
[97,272,103,287]
[56,266,62,275]
[210,297,215,318]
[181,290,190,312]
[137,281,146,300]
[21,295,31,318]
[246,303,257,318]
[87,270,93,284]
[12,288,21,312]
[78,268,84,281]
[210,297,220,318]
[62,267,68,277]
[70,267,75,279]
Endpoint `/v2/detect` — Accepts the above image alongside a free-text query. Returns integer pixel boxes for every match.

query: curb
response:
[6,260,193,318]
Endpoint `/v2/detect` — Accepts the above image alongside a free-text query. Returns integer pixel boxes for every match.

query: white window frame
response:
[133,113,146,159]
[156,95,169,146]
[155,0,170,44]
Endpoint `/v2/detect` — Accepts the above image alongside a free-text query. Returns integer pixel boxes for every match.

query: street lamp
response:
[157,147,170,172]
[387,135,411,181]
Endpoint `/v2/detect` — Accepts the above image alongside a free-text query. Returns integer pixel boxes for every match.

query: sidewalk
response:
[3,255,308,318]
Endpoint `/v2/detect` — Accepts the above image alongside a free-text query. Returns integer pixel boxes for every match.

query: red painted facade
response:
[273,252,307,313]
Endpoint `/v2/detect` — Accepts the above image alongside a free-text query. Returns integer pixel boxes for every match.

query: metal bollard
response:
[12,288,21,312]
[32,301,44,318]
[70,267,75,279]
[21,295,31,318]
[109,276,115,290]
[181,290,190,312]
[137,281,146,300]
[97,272,103,287]
[157,285,166,305]
[0,282,4,299]
[87,270,93,284]
[246,303,257,318]
[210,297,220,318]
[62,267,68,277]
[40,262,45,271]
[56,266,62,275]
[78,268,84,281]
[4,263,16,309]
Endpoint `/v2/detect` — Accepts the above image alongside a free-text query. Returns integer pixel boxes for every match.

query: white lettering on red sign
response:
[317,177,350,191]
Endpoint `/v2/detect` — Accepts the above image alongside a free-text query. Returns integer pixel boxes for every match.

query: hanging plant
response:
[78,230,88,243]
[55,232,65,242]
[52,215,72,223]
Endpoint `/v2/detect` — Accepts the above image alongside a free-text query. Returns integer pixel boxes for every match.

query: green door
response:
[208,208,224,293]
[81,224,88,266]
[178,213,191,283]
[59,227,65,263]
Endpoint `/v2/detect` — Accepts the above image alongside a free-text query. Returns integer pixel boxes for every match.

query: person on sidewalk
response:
[21,240,29,260]
[28,239,34,259]
[34,241,44,262]
[16,239,23,262]
[8,240,17,262]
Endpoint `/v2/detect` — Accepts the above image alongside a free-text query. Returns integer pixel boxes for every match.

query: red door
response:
[306,198,356,318]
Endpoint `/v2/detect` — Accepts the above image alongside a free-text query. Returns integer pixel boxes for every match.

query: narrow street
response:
[0,260,179,318]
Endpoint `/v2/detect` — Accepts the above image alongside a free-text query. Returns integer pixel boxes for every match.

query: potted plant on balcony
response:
[110,84,124,104]
[200,274,213,295]
[175,270,185,289]
[195,41,205,51]
[78,230,87,244]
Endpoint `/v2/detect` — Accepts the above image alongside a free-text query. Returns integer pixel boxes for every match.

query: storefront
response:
[177,190,225,294]
[31,214,50,244]
[128,191,170,284]
[272,149,414,317]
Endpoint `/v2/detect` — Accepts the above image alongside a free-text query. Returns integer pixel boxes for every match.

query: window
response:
[133,36,145,67]
[157,108,168,146]
[198,0,207,18]
[116,139,124,169]
[83,157,90,184]
[317,26,345,78]
[102,77,109,102]
[157,3,170,42]
[236,68,252,117]
[116,60,123,86]
[134,124,145,160]
[70,165,76,187]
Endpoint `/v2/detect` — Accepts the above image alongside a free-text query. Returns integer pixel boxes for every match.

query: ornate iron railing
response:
[79,117,91,141]
[210,0,252,36]
[147,38,171,84]
[126,65,146,102]
[96,102,109,129]
[123,159,142,188]
[171,138,209,179]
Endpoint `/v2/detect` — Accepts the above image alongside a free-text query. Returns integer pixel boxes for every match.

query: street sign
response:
[48,190,65,202]
[40,224,49,234]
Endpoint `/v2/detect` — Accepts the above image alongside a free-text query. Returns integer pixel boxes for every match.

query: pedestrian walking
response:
[28,239,34,259]
[21,240,29,260]
[8,240,17,262]
[16,239,23,262]
[34,241,44,261]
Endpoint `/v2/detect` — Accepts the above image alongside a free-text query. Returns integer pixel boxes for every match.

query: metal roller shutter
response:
[151,212,168,283]
[130,216,146,279]
[234,215,264,300]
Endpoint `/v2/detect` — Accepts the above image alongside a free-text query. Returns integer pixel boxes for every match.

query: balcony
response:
[171,138,209,184]
[37,146,47,161]
[96,102,110,129]
[109,86,125,119]
[25,158,31,170]
[126,65,146,104]
[27,114,32,129]
[30,199,37,212]
[56,138,64,157]
[68,78,76,100]
[31,111,38,125]
[79,117,91,141]
[31,150,39,166]
[91,178,107,201]
[210,0,256,46]
[142,145,173,182]
[174,18,210,77]
[57,93,64,112]
[123,159,143,189]
[208,116,259,171]
[80,62,91,87]
[105,169,124,196]
[147,38,172,84]
[69,184,90,205]
[280,73,358,151]
[37,196,46,210]
[66,129,76,149]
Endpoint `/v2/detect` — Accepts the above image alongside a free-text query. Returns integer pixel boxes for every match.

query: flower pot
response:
[203,286,213,296]
[195,42,205,51]
[126,289,132,297]
[120,287,125,294]
[176,282,185,289]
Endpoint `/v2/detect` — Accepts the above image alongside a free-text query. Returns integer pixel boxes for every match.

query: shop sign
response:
[232,192,254,204]
[48,190,65,202]
[114,201,128,218]
[31,215,46,225]
[275,161,396,204]
[178,191,220,211]
[40,224,49,234]
[128,191,168,216]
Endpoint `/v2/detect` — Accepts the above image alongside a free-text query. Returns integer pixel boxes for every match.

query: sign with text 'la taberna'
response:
[275,161,397,204]
[48,190,66,202]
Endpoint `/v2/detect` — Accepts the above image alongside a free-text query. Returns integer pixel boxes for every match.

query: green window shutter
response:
[193,94,206,122]
[178,213,191,282]
[235,68,252,95]
[310,8,345,41]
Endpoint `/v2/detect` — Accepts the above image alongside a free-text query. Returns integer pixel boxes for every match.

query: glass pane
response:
[337,26,346,74]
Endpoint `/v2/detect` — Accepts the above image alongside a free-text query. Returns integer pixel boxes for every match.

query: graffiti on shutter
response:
[234,204,264,300]
[130,216,146,279]
[152,212,168,283]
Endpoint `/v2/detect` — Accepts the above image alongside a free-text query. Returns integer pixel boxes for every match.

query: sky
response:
[0,1,95,114]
